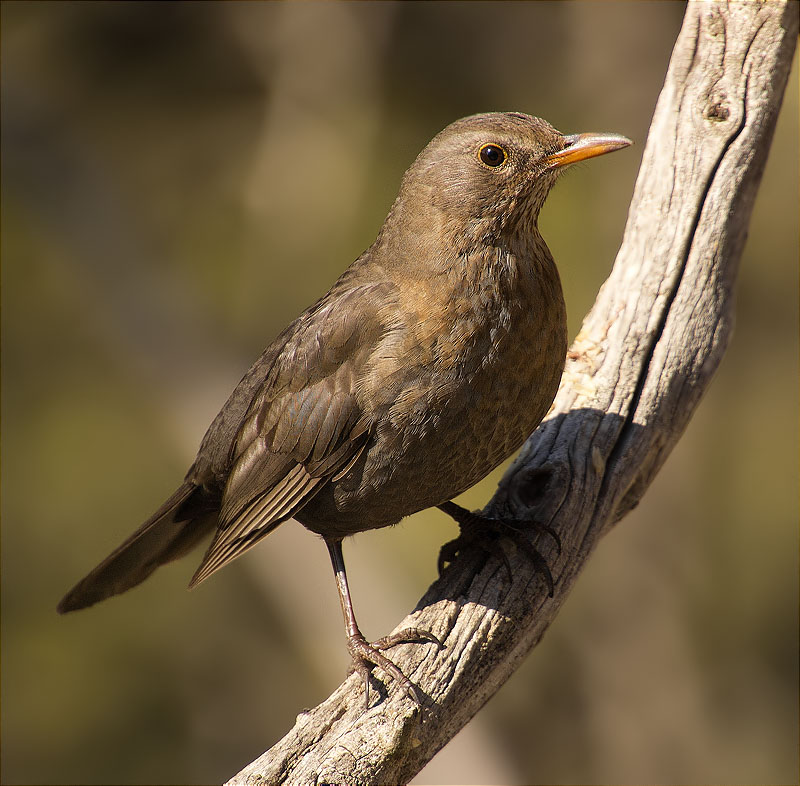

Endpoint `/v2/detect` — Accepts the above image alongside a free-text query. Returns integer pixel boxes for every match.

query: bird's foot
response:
[437,501,561,595]
[347,627,443,708]
[371,626,443,651]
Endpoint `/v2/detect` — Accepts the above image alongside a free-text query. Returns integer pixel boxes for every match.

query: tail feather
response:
[57,482,218,614]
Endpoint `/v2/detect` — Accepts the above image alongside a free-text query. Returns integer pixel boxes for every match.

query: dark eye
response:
[478,143,507,168]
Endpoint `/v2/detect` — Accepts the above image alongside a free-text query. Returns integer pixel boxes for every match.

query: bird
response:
[58,112,630,703]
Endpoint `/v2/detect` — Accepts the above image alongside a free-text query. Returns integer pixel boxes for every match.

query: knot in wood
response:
[704,100,731,122]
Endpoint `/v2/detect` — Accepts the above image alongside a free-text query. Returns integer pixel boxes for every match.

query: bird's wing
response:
[188,282,391,587]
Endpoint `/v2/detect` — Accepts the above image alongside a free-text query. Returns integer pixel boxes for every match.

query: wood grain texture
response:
[227,2,798,783]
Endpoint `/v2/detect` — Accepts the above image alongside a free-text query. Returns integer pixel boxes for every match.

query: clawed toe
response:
[372,626,444,651]
[513,537,555,595]
[438,528,514,580]
[347,633,431,708]
[536,521,562,556]
[437,501,559,596]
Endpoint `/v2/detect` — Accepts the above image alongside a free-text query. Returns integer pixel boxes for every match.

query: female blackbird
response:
[58,112,630,702]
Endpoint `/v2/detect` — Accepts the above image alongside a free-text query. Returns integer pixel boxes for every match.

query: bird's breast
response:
[301,245,567,533]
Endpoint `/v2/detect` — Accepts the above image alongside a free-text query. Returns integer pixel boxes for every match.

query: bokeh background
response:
[2,2,797,784]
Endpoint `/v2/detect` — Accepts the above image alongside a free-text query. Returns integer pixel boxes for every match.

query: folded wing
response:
[188,283,391,587]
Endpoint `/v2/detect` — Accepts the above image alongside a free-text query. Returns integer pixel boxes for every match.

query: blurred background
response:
[2,2,797,784]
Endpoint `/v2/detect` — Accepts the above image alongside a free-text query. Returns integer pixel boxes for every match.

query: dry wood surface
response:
[227,2,798,783]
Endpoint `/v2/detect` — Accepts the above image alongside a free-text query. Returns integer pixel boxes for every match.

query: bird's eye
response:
[478,143,507,168]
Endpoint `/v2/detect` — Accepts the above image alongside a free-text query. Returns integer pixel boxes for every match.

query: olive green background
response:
[2,3,797,784]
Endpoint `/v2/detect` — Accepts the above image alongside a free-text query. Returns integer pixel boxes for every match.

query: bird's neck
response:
[374,188,548,284]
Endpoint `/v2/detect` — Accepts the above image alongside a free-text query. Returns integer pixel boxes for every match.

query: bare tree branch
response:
[227,2,798,783]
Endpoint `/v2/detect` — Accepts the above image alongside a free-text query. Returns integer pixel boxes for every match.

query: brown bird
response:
[58,112,630,702]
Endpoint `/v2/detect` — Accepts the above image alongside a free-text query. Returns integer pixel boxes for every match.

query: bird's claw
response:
[437,502,560,596]
[372,626,444,651]
[346,628,440,709]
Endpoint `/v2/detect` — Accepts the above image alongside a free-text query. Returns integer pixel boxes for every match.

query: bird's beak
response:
[545,132,632,169]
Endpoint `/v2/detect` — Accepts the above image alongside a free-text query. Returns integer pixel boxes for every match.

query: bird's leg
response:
[325,537,441,708]
[436,501,561,595]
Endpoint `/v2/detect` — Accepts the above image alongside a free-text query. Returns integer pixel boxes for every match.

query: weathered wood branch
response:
[228,2,798,784]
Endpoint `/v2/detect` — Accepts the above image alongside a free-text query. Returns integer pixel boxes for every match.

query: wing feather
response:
[188,465,323,587]
[188,281,396,588]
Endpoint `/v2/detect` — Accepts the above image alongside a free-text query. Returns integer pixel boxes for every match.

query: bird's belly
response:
[297,308,566,536]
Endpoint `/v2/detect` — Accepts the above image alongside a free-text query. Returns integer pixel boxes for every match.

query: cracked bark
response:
[226,2,798,784]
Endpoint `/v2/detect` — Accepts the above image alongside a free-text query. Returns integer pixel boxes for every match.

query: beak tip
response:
[547,131,633,168]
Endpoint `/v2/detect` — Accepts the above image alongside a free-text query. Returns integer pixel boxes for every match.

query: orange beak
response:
[545,132,632,169]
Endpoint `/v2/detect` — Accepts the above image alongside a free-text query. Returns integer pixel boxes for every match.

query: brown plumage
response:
[58,112,630,701]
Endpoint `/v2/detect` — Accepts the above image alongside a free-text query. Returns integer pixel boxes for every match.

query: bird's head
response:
[382,112,630,256]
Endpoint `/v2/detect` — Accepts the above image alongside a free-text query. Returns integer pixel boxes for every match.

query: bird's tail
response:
[57,481,217,614]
